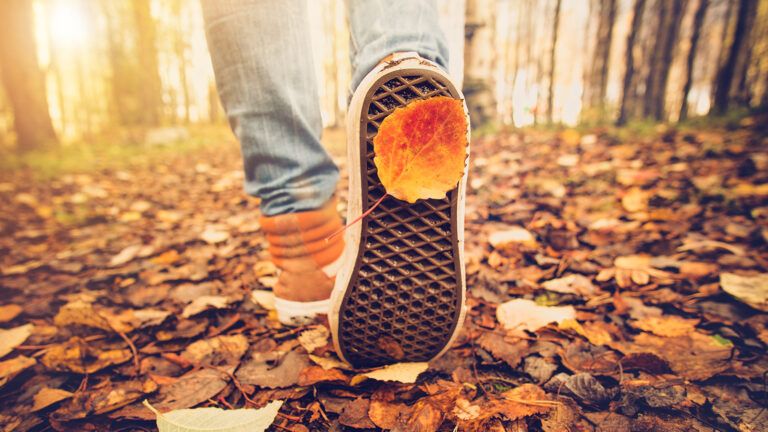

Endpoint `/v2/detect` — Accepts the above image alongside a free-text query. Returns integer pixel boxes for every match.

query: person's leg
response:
[346,0,450,90]
[201,0,338,217]
[201,0,344,323]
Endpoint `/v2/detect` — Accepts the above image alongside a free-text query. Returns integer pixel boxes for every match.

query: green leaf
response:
[143,400,283,432]
[711,334,733,347]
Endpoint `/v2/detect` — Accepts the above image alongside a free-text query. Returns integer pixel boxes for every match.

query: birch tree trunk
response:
[547,0,562,124]
[712,0,758,113]
[463,0,497,126]
[617,0,646,125]
[583,0,617,116]
[680,0,710,121]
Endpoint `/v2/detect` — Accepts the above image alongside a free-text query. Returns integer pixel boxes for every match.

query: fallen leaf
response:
[621,187,648,212]
[200,225,230,244]
[145,400,283,432]
[236,350,308,389]
[0,304,22,323]
[561,373,614,404]
[297,365,348,386]
[31,387,74,412]
[182,295,233,318]
[0,323,33,359]
[477,331,528,368]
[51,379,158,420]
[53,300,113,331]
[496,299,576,336]
[0,355,35,388]
[561,340,620,374]
[109,244,143,267]
[41,340,131,374]
[558,319,612,345]
[616,332,732,380]
[631,315,699,337]
[500,384,554,420]
[308,354,350,371]
[338,397,377,429]
[298,326,329,354]
[457,383,552,430]
[373,96,468,203]
[352,362,429,385]
[720,273,768,312]
[180,334,248,366]
[489,226,538,248]
[153,368,232,411]
[541,274,599,297]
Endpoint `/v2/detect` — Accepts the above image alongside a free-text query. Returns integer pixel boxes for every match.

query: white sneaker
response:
[329,53,470,368]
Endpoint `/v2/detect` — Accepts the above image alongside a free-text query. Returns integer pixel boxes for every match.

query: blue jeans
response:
[201,0,449,216]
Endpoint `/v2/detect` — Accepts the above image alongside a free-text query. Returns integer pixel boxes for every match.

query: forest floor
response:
[0,117,767,431]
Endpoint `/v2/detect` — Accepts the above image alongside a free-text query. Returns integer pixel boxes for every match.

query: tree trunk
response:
[584,0,618,114]
[508,0,525,127]
[171,0,191,124]
[133,0,163,125]
[712,0,758,113]
[617,0,646,125]
[680,0,710,121]
[643,0,688,121]
[0,0,58,151]
[547,0,562,124]
[463,0,497,126]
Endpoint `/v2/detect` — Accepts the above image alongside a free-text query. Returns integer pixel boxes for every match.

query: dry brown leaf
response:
[0,323,33,359]
[500,384,554,420]
[617,332,732,380]
[298,326,329,354]
[0,355,35,388]
[31,387,74,412]
[308,354,350,371]
[152,368,231,411]
[558,319,612,345]
[720,273,768,312]
[351,362,429,385]
[496,299,576,336]
[0,304,22,323]
[297,365,348,386]
[41,340,131,374]
[621,187,648,212]
[180,334,248,366]
[53,300,113,331]
[181,295,233,318]
[52,379,158,421]
[199,225,230,244]
[339,397,377,429]
[541,274,599,297]
[631,315,699,337]
[477,331,528,368]
[236,350,308,389]
[489,226,538,248]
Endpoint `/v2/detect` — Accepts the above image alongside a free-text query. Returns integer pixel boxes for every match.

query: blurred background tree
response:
[1,0,767,153]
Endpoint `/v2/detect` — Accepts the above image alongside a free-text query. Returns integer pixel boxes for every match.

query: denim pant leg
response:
[347,0,450,90]
[201,0,339,217]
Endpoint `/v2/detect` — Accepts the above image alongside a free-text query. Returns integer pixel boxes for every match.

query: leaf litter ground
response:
[0,119,767,431]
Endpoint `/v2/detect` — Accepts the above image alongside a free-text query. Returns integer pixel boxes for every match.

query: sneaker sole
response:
[329,55,469,368]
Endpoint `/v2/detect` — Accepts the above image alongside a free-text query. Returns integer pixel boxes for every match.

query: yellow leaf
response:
[351,362,429,385]
[373,97,468,203]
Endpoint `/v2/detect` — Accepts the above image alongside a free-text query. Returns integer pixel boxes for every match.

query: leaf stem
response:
[326,194,388,242]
